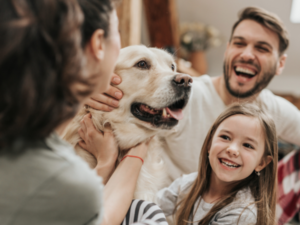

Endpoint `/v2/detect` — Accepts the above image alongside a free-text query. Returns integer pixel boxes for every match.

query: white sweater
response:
[160,75,300,183]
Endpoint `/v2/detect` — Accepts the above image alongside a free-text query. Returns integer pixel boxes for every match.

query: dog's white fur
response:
[63,45,190,202]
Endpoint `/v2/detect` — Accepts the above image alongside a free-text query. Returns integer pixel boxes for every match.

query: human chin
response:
[223,61,259,98]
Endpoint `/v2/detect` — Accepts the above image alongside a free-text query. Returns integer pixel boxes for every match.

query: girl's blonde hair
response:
[175,103,278,225]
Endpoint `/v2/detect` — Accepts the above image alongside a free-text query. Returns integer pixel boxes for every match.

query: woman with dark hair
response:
[0,0,165,224]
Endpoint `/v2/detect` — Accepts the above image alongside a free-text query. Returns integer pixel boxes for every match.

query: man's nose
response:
[240,45,255,62]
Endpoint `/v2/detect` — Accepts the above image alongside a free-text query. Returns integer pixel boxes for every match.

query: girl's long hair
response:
[175,103,278,225]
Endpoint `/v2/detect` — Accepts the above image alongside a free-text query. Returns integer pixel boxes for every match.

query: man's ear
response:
[255,155,272,172]
[275,54,287,76]
[89,29,105,61]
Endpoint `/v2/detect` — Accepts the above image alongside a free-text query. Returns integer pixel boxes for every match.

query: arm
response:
[78,114,118,184]
[84,74,123,112]
[102,142,150,225]
[78,114,152,225]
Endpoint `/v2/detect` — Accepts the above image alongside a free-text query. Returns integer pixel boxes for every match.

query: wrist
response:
[121,155,144,164]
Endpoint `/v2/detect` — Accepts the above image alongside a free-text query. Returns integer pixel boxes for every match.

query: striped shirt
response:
[121,199,168,225]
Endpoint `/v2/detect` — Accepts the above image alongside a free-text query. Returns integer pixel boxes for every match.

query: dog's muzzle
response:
[131,73,193,129]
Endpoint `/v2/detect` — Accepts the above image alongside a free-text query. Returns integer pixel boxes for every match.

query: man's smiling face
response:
[223,19,285,98]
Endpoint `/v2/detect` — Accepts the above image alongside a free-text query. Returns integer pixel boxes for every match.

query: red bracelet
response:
[120,155,144,164]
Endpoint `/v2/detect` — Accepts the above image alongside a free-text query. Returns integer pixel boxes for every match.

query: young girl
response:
[157,103,278,225]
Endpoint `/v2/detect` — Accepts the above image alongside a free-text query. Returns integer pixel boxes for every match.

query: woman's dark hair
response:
[77,0,116,47]
[0,0,92,153]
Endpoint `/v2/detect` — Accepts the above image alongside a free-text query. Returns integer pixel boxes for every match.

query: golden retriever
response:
[62,45,192,202]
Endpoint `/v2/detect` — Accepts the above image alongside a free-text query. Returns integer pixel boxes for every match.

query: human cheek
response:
[241,150,257,172]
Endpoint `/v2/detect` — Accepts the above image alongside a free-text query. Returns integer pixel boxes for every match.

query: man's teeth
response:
[221,159,239,168]
[235,66,255,76]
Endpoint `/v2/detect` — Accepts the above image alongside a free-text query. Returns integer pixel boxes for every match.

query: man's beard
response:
[223,59,277,98]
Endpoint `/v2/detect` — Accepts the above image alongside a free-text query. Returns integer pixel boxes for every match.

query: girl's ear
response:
[89,29,105,61]
[255,155,272,172]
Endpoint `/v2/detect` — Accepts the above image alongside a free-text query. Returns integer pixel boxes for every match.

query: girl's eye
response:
[243,143,254,149]
[220,135,230,140]
[135,60,149,69]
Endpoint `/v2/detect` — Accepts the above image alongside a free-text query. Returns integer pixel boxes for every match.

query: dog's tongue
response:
[166,107,184,120]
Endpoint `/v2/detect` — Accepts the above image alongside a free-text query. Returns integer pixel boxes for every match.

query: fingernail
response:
[113,77,121,84]
[114,92,122,99]
[112,100,119,107]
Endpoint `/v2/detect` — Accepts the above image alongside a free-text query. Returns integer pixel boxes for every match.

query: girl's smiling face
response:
[208,114,267,185]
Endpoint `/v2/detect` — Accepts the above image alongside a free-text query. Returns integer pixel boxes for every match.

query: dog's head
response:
[114,45,192,130]
[86,45,193,150]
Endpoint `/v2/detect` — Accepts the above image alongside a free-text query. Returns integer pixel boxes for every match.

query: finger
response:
[104,85,123,100]
[91,92,120,108]
[111,73,122,85]
[105,86,123,100]
[103,122,113,133]
[83,114,97,133]
[78,128,85,141]
[78,140,87,150]
[84,98,114,111]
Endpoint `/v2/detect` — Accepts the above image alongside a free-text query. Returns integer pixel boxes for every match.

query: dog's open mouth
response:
[131,98,187,128]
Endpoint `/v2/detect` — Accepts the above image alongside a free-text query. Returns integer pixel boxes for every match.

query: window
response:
[290,0,300,23]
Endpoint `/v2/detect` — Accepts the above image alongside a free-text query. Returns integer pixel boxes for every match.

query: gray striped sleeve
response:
[121,199,167,225]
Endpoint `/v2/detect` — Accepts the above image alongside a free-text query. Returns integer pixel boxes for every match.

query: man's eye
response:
[243,143,254,149]
[234,42,245,46]
[135,60,149,69]
[257,46,269,52]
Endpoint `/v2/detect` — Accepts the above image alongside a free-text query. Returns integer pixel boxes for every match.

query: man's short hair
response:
[230,7,289,55]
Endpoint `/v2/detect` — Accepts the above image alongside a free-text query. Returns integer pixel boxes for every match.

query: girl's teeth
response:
[221,159,239,168]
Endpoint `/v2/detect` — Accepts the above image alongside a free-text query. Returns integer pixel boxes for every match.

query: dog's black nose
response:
[172,74,193,87]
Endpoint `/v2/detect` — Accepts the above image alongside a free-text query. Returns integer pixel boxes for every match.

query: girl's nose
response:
[226,145,240,157]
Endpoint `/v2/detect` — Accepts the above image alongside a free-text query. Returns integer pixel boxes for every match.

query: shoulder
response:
[0,134,103,225]
[259,89,297,112]
[171,172,198,192]
[214,188,257,224]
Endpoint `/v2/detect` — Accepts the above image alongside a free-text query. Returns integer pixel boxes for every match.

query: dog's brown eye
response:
[171,64,175,71]
[136,60,149,69]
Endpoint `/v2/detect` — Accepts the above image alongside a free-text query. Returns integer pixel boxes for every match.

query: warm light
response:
[290,0,300,23]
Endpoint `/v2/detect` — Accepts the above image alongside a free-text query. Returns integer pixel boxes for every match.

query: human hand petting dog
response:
[78,113,118,184]
[78,113,152,184]
[84,73,123,112]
